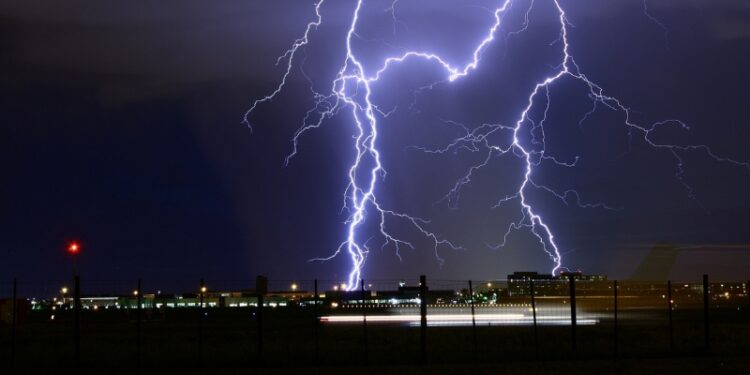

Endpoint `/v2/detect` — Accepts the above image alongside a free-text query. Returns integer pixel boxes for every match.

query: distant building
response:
[337,284,456,305]
[507,271,608,296]
[508,271,554,281]
[507,272,555,296]
[559,271,608,282]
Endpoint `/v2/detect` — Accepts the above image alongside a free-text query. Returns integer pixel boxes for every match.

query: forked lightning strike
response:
[245,0,749,290]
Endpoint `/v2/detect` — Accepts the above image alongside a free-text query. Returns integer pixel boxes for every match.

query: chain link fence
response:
[1,275,749,371]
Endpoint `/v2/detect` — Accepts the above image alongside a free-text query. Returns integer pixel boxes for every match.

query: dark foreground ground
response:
[3,305,750,374]
[115,356,750,375]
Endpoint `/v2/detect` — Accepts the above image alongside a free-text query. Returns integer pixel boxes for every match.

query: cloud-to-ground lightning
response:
[245,0,750,289]
[642,0,670,49]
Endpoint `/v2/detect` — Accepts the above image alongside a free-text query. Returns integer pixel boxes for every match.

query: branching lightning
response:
[245,0,750,289]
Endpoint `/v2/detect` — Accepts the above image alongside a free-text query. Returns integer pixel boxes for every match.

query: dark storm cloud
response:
[709,18,750,40]
[1,0,319,104]
[2,0,750,285]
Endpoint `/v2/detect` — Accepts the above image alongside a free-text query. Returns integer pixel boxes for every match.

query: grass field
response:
[2,304,750,373]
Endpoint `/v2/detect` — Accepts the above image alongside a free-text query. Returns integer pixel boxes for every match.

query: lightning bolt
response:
[242,0,325,134]
[642,0,670,50]
[246,0,750,289]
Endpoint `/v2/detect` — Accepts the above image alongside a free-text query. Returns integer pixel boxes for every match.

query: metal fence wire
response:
[1,275,749,371]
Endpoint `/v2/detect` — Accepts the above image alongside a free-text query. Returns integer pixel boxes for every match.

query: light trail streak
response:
[320,313,598,326]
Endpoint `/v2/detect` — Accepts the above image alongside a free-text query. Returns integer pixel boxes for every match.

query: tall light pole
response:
[66,240,82,367]
[61,286,68,307]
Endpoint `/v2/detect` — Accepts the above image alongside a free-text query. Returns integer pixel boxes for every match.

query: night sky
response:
[2,0,750,286]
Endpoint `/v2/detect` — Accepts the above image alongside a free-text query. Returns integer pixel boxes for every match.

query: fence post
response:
[529,279,538,357]
[11,278,17,373]
[136,279,142,370]
[613,280,618,357]
[198,278,205,365]
[256,275,267,360]
[468,280,477,358]
[73,275,81,368]
[313,279,319,364]
[419,275,427,363]
[568,275,577,354]
[703,274,710,351]
[360,279,368,364]
[667,280,673,352]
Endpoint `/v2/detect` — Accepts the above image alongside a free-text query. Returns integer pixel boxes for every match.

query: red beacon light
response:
[67,241,81,255]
